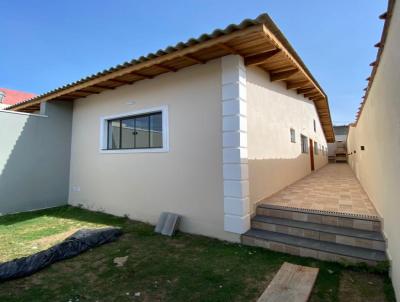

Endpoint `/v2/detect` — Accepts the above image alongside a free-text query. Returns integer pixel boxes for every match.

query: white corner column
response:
[221,55,250,234]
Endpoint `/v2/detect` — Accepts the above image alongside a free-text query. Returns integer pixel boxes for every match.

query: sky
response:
[0,1,387,125]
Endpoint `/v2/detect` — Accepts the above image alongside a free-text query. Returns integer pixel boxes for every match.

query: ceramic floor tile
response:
[260,164,378,217]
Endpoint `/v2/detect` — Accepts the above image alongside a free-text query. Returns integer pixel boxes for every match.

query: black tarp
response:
[0,227,122,281]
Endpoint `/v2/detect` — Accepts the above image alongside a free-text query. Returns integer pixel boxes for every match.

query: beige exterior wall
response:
[69,59,238,242]
[347,1,400,298]
[246,66,328,212]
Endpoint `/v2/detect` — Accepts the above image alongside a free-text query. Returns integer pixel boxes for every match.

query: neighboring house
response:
[4,14,334,242]
[347,0,399,298]
[327,125,348,162]
[0,88,36,109]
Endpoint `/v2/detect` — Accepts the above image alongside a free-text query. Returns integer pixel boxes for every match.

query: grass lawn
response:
[0,206,396,302]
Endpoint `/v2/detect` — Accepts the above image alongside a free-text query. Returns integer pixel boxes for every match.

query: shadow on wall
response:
[0,101,73,215]
[248,154,328,214]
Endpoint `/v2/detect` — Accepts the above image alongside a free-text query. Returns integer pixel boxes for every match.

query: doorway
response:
[309,138,315,171]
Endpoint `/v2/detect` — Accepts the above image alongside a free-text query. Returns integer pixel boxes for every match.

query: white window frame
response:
[301,134,308,154]
[99,105,169,154]
[290,128,296,143]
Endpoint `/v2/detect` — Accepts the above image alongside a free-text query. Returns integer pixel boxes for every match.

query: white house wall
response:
[246,66,328,212]
[68,59,239,242]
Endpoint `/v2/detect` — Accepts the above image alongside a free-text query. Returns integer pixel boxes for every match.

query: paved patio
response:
[260,163,379,219]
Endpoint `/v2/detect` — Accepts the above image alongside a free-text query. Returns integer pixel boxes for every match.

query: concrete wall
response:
[68,59,239,241]
[327,143,336,156]
[347,1,400,297]
[246,66,328,212]
[0,101,73,214]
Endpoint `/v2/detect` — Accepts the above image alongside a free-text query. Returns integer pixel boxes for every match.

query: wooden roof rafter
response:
[270,68,299,82]
[244,48,281,66]
[181,54,206,64]
[217,42,240,55]
[286,80,310,90]
[297,87,315,94]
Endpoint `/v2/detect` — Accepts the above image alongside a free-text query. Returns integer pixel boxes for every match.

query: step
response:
[242,229,387,265]
[252,216,386,251]
[257,204,381,231]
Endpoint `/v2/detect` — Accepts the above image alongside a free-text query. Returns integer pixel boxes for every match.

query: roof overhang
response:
[7,14,335,142]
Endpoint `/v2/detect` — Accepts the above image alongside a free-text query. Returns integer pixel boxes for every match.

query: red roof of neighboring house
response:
[0,88,36,106]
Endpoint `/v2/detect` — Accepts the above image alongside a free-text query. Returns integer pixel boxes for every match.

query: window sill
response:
[99,147,169,154]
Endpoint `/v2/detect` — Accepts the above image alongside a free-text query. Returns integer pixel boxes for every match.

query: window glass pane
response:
[301,135,308,153]
[121,118,135,149]
[108,120,121,149]
[290,128,296,143]
[150,113,163,148]
[135,115,150,148]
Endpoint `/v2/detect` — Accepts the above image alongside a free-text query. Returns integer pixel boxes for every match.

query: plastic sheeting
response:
[0,227,122,281]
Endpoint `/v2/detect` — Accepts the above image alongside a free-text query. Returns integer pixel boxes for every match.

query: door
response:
[309,138,315,171]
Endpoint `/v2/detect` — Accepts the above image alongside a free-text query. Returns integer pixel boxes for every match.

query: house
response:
[2,14,333,242]
[327,125,348,162]
[0,88,36,109]
[347,0,399,298]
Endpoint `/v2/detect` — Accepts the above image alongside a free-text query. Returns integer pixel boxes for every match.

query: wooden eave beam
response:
[182,54,205,64]
[68,92,92,97]
[93,84,115,90]
[154,64,177,72]
[217,43,239,54]
[128,72,153,79]
[104,79,126,86]
[270,68,299,82]
[54,95,77,100]
[108,79,133,84]
[379,12,387,19]
[79,88,100,94]
[286,80,310,90]
[55,97,77,101]
[304,91,321,98]
[297,87,314,94]
[244,49,281,66]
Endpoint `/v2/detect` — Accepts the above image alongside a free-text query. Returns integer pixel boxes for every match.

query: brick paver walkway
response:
[260,163,378,218]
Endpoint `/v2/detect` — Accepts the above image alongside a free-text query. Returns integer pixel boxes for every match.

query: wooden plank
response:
[286,80,310,90]
[154,64,177,72]
[297,87,315,94]
[379,12,387,19]
[270,68,299,82]
[304,91,321,98]
[182,54,205,64]
[244,49,281,66]
[217,42,239,54]
[257,262,319,302]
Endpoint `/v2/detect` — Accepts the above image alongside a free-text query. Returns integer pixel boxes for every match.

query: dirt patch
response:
[339,271,386,302]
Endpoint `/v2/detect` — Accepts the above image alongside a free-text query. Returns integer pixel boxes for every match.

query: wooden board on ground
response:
[257,262,319,302]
